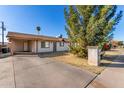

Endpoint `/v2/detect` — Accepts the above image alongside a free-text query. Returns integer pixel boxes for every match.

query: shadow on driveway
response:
[100,55,124,68]
[38,51,68,58]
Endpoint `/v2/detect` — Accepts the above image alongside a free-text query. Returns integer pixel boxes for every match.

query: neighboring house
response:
[7,32,70,54]
[110,40,121,48]
[0,42,8,53]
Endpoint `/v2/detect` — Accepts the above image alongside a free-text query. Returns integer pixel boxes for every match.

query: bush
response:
[102,44,111,51]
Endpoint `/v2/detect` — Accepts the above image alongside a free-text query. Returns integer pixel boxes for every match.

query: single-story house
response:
[7,32,70,54]
[110,40,120,48]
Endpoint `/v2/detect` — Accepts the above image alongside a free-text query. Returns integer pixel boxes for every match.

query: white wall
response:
[31,40,69,53]
[88,46,100,66]
[56,42,69,51]
[37,41,53,53]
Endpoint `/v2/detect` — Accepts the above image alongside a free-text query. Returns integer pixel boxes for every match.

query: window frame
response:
[41,41,50,48]
[60,42,64,47]
[45,41,50,48]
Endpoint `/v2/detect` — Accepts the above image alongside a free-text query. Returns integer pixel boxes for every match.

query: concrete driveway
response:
[0,55,96,88]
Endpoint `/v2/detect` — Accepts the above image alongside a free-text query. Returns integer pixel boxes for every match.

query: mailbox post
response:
[88,46,100,66]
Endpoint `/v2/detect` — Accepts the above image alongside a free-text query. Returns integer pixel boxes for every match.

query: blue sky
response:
[0,5,124,42]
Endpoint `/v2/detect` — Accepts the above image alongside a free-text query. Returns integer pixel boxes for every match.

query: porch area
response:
[9,39,36,54]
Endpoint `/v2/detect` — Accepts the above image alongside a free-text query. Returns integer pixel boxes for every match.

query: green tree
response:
[64,5,122,58]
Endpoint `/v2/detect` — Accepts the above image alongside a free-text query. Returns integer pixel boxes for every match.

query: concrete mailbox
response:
[88,46,100,66]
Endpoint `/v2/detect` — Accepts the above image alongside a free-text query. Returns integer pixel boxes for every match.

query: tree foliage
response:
[64,5,123,58]
[118,41,124,46]
[36,26,41,34]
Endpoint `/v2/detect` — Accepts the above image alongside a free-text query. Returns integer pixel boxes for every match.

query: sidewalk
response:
[87,49,124,88]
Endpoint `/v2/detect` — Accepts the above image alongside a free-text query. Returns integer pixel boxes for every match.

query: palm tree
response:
[36,26,41,35]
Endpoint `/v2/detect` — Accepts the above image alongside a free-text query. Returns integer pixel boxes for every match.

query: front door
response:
[24,41,28,51]
[53,42,56,52]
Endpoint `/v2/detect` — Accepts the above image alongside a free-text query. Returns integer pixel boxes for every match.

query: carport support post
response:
[87,46,100,66]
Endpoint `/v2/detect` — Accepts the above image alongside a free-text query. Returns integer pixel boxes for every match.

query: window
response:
[45,42,50,48]
[41,42,45,48]
[60,42,64,47]
[41,41,50,48]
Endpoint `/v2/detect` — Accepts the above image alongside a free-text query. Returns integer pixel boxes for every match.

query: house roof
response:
[7,31,69,42]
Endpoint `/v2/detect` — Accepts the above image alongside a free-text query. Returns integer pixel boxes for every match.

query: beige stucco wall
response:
[56,42,69,52]
[10,39,24,53]
[9,39,35,53]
